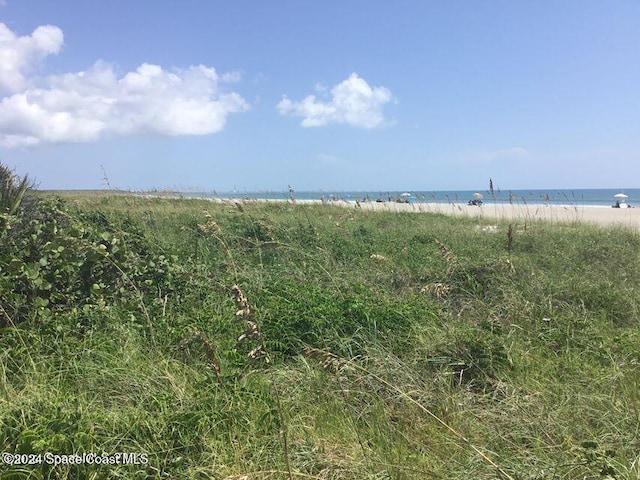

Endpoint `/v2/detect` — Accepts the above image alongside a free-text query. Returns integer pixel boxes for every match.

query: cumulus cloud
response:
[0,23,64,92]
[0,23,249,148]
[278,73,393,128]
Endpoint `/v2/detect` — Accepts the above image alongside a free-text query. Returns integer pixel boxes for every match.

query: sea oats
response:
[420,282,453,299]
[231,284,269,364]
[302,346,348,373]
[195,330,224,387]
[434,239,457,264]
[197,210,221,234]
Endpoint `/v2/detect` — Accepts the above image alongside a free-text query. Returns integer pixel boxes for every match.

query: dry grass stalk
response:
[199,210,239,275]
[230,285,291,480]
[232,284,269,364]
[434,239,457,265]
[253,240,280,250]
[302,346,349,373]
[420,282,453,299]
[434,239,458,275]
[197,211,221,234]
[233,284,251,317]
[195,330,224,387]
[506,224,516,273]
[506,224,514,253]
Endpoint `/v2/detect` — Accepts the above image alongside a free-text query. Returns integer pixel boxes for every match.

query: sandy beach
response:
[337,200,640,228]
[224,197,638,228]
[157,195,640,229]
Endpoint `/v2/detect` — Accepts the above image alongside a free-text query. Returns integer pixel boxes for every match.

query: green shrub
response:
[0,197,182,328]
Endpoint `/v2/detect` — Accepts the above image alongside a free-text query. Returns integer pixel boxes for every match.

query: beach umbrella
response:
[400,192,412,197]
[614,193,628,199]
[474,192,484,198]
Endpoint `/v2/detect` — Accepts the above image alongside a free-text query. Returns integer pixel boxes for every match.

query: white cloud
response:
[221,71,242,83]
[0,23,64,92]
[278,73,393,129]
[0,24,249,148]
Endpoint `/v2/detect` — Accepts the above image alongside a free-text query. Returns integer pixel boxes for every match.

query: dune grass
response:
[0,192,639,479]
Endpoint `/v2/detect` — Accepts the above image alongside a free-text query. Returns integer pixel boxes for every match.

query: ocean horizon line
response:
[120,187,640,208]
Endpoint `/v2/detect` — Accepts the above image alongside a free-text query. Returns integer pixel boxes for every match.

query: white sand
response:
[209,197,640,229]
[343,201,640,228]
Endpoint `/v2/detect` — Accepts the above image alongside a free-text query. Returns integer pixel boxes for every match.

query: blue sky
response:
[1,1,640,191]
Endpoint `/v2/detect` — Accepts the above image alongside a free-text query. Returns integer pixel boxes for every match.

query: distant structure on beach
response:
[613,193,632,208]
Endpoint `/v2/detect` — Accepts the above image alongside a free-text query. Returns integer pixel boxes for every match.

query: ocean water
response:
[181,188,640,207]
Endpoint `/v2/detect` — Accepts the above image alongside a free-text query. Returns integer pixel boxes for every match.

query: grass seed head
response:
[198,210,221,234]
[194,330,224,386]
[434,239,457,265]
[421,282,453,298]
[232,284,250,314]
[302,346,348,373]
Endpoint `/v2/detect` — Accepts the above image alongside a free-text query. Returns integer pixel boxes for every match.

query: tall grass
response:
[0,162,33,216]
[0,192,639,479]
